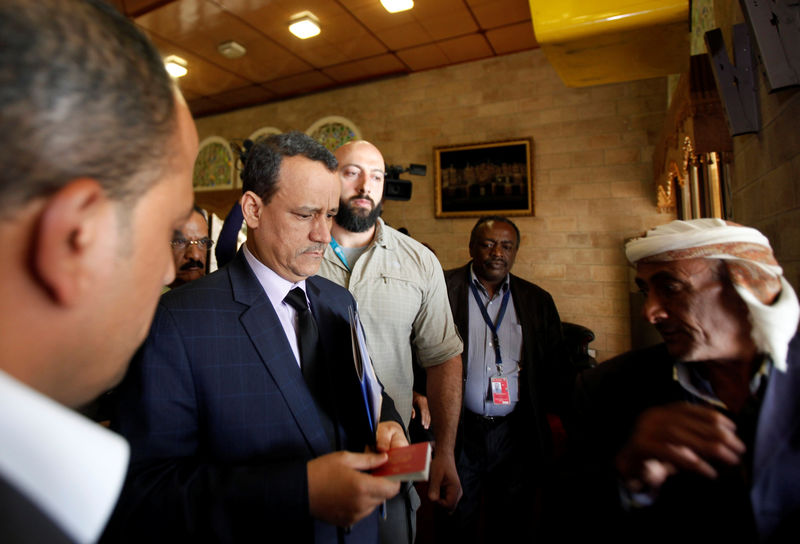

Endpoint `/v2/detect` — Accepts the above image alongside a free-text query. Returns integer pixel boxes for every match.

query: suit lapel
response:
[229,251,331,457]
[303,279,329,354]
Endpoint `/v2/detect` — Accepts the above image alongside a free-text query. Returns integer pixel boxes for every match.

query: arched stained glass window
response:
[248,126,282,142]
[193,137,234,191]
[306,116,362,152]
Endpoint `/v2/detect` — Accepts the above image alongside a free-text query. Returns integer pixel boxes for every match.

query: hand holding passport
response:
[371,441,432,482]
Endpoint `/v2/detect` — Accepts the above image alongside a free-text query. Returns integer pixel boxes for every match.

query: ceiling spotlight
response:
[288,11,321,39]
[164,55,188,78]
[381,0,414,13]
[218,40,246,59]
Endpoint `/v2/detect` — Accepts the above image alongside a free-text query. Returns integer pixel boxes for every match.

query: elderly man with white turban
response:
[566,219,800,543]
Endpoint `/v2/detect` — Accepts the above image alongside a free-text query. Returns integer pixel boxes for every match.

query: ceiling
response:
[108,0,539,118]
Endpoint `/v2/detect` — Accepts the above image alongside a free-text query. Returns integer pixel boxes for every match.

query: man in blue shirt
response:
[441,216,573,542]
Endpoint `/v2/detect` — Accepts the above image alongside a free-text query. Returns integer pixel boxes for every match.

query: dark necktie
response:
[284,287,336,447]
[284,287,319,380]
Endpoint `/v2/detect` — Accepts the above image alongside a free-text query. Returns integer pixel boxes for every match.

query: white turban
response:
[625,218,799,372]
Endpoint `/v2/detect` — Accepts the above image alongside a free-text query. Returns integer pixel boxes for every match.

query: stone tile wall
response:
[195,49,674,361]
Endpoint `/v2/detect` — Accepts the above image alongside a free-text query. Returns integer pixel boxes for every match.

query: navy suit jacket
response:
[569,333,800,543]
[0,475,74,543]
[105,250,401,543]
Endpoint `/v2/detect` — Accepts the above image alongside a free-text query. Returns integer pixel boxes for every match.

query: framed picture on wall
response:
[193,136,235,191]
[434,138,533,218]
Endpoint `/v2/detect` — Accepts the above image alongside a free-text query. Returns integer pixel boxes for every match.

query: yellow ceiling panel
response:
[529,0,689,87]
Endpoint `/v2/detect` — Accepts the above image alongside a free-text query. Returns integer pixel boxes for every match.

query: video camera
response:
[384,163,427,201]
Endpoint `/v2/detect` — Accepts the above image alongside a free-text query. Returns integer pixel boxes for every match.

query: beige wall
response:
[195,49,674,362]
[727,51,800,299]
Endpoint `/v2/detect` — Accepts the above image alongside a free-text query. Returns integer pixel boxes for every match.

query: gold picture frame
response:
[434,138,533,218]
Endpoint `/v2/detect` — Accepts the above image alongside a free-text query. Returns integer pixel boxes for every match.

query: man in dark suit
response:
[107,132,406,543]
[439,216,573,542]
[569,219,800,543]
[0,1,198,542]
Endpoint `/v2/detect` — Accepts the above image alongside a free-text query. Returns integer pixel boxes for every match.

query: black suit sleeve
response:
[517,282,575,421]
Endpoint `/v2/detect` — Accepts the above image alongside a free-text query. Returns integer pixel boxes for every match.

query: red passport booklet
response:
[371,441,432,482]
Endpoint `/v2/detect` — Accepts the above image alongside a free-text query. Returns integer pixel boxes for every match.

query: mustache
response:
[301,244,327,255]
[180,259,205,271]
[347,195,375,207]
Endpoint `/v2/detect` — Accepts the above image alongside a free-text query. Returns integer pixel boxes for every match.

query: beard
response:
[336,197,383,233]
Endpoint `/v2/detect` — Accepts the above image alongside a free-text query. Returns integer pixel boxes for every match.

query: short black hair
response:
[469,216,521,248]
[0,0,177,218]
[192,204,208,222]
[241,131,337,203]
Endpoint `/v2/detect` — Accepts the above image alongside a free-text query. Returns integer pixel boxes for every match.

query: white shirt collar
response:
[242,243,307,307]
[0,369,129,543]
[672,357,772,410]
[242,244,307,366]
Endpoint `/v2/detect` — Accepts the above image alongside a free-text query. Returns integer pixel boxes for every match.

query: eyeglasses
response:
[171,237,214,251]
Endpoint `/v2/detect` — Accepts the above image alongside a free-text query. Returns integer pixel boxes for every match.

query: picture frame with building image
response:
[434,138,533,218]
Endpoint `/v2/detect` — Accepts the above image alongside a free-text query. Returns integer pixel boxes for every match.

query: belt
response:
[464,410,509,429]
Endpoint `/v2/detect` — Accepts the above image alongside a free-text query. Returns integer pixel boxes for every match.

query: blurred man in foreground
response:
[0,0,197,541]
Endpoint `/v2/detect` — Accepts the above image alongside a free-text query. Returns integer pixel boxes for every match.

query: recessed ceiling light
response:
[218,40,246,59]
[288,11,320,39]
[164,55,188,78]
[381,0,414,13]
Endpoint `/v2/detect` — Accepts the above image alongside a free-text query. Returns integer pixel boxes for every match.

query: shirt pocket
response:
[353,272,423,333]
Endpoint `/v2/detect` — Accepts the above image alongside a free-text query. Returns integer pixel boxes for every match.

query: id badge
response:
[490,376,510,405]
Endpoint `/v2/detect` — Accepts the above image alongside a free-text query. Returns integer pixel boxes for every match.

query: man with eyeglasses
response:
[439,216,573,542]
[169,205,212,289]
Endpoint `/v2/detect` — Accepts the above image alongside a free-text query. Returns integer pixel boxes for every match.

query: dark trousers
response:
[435,411,536,543]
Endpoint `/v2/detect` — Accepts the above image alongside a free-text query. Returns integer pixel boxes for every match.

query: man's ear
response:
[240,191,262,230]
[33,178,111,306]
